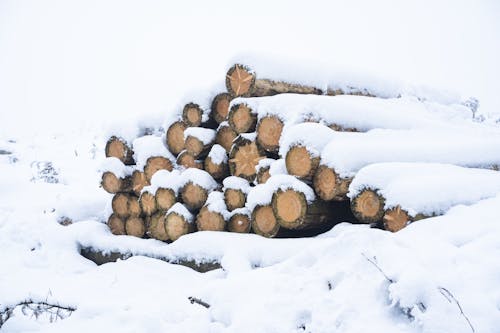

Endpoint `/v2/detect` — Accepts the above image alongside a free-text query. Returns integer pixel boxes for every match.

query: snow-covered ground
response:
[1,1,500,332]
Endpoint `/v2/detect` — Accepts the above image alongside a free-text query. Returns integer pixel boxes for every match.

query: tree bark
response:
[196,206,226,231]
[105,136,134,165]
[107,213,126,235]
[210,92,233,124]
[228,103,257,134]
[285,145,320,181]
[350,188,385,224]
[251,204,280,238]
[166,121,187,155]
[256,115,284,153]
[144,156,174,182]
[224,188,246,212]
[176,150,203,170]
[228,135,266,182]
[101,172,131,194]
[215,123,238,153]
[180,181,209,211]
[165,210,194,241]
[313,165,352,201]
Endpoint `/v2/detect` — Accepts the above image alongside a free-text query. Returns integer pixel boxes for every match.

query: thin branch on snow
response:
[188,297,210,308]
[361,253,394,283]
[0,300,76,328]
[438,287,475,333]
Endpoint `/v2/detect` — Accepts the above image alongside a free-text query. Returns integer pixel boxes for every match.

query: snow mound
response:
[132,135,174,169]
[167,202,194,223]
[279,122,335,157]
[179,168,218,190]
[207,144,227,165]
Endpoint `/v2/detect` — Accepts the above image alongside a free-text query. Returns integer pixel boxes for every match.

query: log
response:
[204,145,229,180]
[131,170,149,196]
[382,206,411,232]
[182,103,204,127]
[224,188,246,212]
[166,121,187,155]
[101,172,131,194]
[196,205,226,232]
[251,204,280,238]
[256,165,271,184]
[313,165,352,201]
[105,136,134,165]
[176,150,203,170]
[184,128,216,158]
[271,189,340,230]
[225,64,323,97]
[180,181,209,211]
[256,115,284,153]
[215,122,238,153]
[111,193,131,219]
[228,103,257,134]
[210,92,232,124]
[139,191,157,216]
[285,145,320,180]
[155,188,176,212]
[144,156,174,182]
[228,134,266,181]
[350,188,385,224]
[125,216,146,238]
[165,203,195,241]
[147,211,169,241]
[128,196,142,217]
[228,210,251,233]
[107,213,126,235]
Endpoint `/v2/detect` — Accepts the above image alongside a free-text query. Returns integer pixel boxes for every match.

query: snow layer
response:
[348,162,500,217]
[231,94,472,132]
[246,174,315,211]
[204,191,230,220]
[207,144,227,165]
[321,128,500,178]
[167,202,194,223]
[98,157,133,178]
[143,169,182,195]
[279,122,335,157]
[269,158,288,176]
[183,127,216,144]
[229,207,251,218]
[222,176,251,194]
[132,135,175,169]
[179,168,218,190]
[174,81,227,124]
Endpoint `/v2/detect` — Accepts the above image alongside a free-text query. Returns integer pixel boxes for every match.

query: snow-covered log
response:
[280,123,335,180]
[147,212,169,241]
[179,169,218,211]
[215,121,237,153]
[105,136,134,165]
[125,216,146,238]
[315,128,500,201]
[228,102,257,134]
[349,163,500,231]
[210,92,232,124]
[255,158,275,184]
[166,121,187,155]
[228,133,266,181]
[107,213,126,235]
[184,127,216,158]
[195,192,228,232]
[165,203,195,241]
[131,170,149,196]
[101,172,131,194]
[204,144,229,180]
[133,135,175,181]
[147,170,181,212]
[176,150,203,170]
[227,208,251,233]
[223,176,251,212]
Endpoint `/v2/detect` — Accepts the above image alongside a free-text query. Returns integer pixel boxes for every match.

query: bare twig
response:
[188,297,210,308]
[0,300,76,328]
[361,253,394,283]
[438,287,475,333]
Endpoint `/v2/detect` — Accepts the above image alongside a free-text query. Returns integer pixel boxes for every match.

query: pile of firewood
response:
[101,62,500,241]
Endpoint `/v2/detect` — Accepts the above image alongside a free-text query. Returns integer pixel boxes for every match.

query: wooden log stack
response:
[99,59,499,242]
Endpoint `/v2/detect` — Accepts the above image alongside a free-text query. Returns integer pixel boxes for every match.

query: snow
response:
[321,127,500,178]
[179,168,218,190]
[229,207,251,218]
[239,132,257,142]
[232,94,473,132]
[203,191,230,220]
[98,157,133,178]
[207,144,227,165]
[175,81,227,123]
[167,202,194,223]
[222,176,251,194]
[142,169,182,195]
[256,158,274,171]
[279,122,335,157]
[132,135,175,169]
[183,127,216,144]
[246,174,315,211]
[269,158,288,176]
[348,162,500,217]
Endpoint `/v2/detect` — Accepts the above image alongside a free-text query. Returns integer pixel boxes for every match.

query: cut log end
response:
[226,64,256,97]
[128,196,142,217]
[101,172,129,194]
[196,206,225,232]
[131,170,149,196]
[313,166,351,201]
[215,125,238,153]
[176,150,203,170]
[112,193,130,218]
[144,156,173,182]
[256,116,284,153]
[155,188,176,211]
[182,103,203,127]
[228,213,251,233]
[224,188,246,211]
[148,212,169,241]
[351,189,385,224]
[251,205,280,238]
[166,121,187,155]
[204,157,229,180]
[228,103,256,134]
[211,93,232,124]
[139,191,157,216]
[383,206,410,232]
[229,138,265,181]
[285,145,319,179]
[181,182,208,211]
[165,212,193,241]
[105,137,134,165]
[272,189,307,229]
[125,216,146,238]
[256,166,271,184]
[107,214,126,235]
[184,135,212,158]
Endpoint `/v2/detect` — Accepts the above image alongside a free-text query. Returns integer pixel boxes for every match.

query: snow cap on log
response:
[179,168,218,190]
[222,176,251,194]
[167,202,194,224]
[207,144,228,165]
[279,123,335,158]
[99,157,134,178]
[132,135,175,169]
[141,169,182,196]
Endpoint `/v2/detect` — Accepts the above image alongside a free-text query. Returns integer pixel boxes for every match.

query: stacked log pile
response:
[100,60,500,241]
